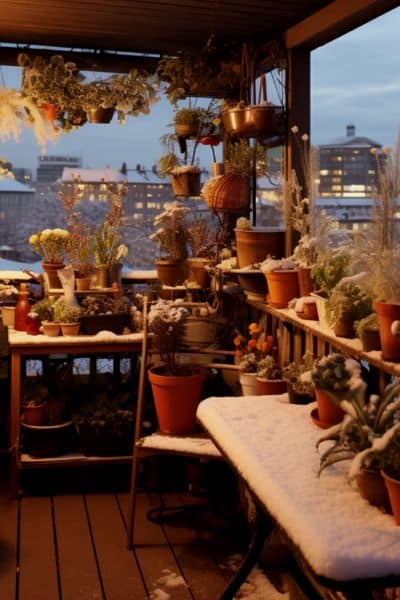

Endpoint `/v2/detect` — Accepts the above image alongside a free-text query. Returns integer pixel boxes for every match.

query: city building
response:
[37,155,82,182]
[318,124,382,198]
[0,178,35,260]
[12,167,33,186]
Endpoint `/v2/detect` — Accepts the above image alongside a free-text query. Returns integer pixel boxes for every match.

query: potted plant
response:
[326,281,372,338]
[173,106,206,138]
[147,299,206,434]
[53,297,81,336]
[282,351,315,404]
[21,378,48,426]
[149,201,191,286]
[28,228,70,289]
[256,355,287,395]
[354,313,381,352]
[234,216,285,269]
[260,256,299,308]
[308,353,363,427]
[31,296,60,337]
[73,381,135,456]
[316,382,400,511]
[235,322,275,395]
[310,249,350,328]
[186,214,218,288]
[79,294,133,334]
[157,124,202,197]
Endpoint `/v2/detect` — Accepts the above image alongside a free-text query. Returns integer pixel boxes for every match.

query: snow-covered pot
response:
[170,167,201,197]
[235,228,285,268]
[239,372,259,396]
[373,300,400,362]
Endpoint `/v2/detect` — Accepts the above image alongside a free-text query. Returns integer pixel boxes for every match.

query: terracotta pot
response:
[356,469,391,512]
[148,366,205,434]
[302,301,318,321]
[23,402,46,426]
[239,371,259,396]
[60,322,80,336]
[156,259,186,286]
[315,388,345,425]
[187,258,212,288]
[75,277,91,291]
[170,171,200,197]
[256,378,287,395]
[298,267,314,297]
[42,261,65,289]
[21,421,74,458]
[361,328,381,352]
[86,107,115,123]
[235,269,268,301]
[235,228,285,268]
[373,301,400,362]
[265,270,299,308]
[381,470,400,524]
[333,313,355,338]
[41,321,60,337]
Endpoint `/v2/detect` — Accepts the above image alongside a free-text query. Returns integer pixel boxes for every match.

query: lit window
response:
[136,202,143,209]
[320,169,328,176]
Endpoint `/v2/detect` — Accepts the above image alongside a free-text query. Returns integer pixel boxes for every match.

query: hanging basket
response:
[170,170,201,197]
[202,174,250,213]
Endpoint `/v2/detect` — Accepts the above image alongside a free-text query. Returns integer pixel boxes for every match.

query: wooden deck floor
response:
[0,463,288,600]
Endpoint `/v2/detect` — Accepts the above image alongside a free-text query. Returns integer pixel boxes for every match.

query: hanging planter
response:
[86,107,115,124]
[202,174,250,213]
[170,166,201,197]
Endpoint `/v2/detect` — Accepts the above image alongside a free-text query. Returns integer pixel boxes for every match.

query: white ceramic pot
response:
[239,371,259,396]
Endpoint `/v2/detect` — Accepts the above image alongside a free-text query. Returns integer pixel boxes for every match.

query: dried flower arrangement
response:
[149,201,190,261]
[28,228,70,263]
[148,299,190,374]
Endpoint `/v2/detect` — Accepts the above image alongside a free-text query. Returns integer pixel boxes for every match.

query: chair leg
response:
[126,445,141,548]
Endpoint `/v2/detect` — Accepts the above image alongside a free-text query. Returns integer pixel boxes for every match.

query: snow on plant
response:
[148,299,189,373]
[317,380,400,476]
[260,256,296,273]
[309,353,362,392]
[234,321,275,373]
[256,355,281,380]
[149,201,190,260]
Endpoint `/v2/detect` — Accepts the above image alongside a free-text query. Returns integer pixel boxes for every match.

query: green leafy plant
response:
[80,295,132,316]
[326,282,372,328]
[53,298,81,323]
[31,297,57,322]
[225,139,268,178]
[311,251,349,295]
[354,313,379,339]
[317,382,400,477]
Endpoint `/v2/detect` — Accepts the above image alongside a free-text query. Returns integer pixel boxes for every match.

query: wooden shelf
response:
[20,452,132,468]
[247,299,400,378]
[47,287,115,295]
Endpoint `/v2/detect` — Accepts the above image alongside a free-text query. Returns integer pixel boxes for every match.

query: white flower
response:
[291,125,299,133]
[301,133,309,141]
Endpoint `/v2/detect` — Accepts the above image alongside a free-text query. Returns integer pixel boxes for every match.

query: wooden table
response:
[9,329,143,496]
[197,394,400,599]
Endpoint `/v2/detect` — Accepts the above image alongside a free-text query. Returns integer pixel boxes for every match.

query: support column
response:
[285,47,310,256]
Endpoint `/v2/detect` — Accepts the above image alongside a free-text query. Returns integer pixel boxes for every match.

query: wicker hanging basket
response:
[202,174,250,212]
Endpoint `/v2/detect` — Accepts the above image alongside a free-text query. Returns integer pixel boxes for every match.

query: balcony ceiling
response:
[0,0,397,64]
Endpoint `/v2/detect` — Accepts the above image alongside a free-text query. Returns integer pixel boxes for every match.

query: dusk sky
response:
[0,5,399,176]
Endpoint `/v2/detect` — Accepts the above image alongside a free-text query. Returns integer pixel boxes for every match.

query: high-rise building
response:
[318,125,381,198]
[37,155,82,183]
[12,167,33,186]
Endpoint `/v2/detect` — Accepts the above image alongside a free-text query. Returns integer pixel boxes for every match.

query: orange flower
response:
[248,322,260,334]
[247,339,257,350]
[233,336,243,347]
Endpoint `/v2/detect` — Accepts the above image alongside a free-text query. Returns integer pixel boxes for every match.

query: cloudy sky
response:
[0,5,399,175]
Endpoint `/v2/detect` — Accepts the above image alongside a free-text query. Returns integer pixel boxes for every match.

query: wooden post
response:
[285,47,310,256]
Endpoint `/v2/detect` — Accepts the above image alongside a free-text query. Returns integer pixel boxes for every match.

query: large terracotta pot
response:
[156,259,187,287]
[187,258,212,288]
[235,228,285,268]
[256,378,287,395]
[381,470,400,524]
[373,301,400,362]
[356,469,391,512]
[148,365,205,434]
[265,270,299,308]
[315,388,345,426]
[42,261,65,289]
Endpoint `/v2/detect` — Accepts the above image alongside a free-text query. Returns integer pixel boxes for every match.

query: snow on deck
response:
[197,395,400,582]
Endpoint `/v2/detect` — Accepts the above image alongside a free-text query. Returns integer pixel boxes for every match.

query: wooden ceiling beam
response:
[0,47,160,73]
[284,0,399,50]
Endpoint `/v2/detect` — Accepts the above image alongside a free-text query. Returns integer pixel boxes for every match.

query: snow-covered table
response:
[197,394,400,598]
